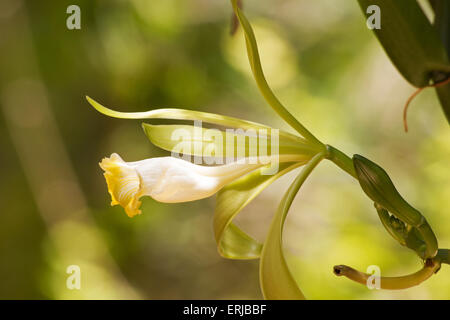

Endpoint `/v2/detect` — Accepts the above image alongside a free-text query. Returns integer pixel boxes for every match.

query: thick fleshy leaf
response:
[142,123,319,159]
[260,152,325,300]
[357,0,450,87]
[432,0,450,55]
[214,162,305,260]
[86,96,309,144]
[229,0,322,146]
[436,84,450,121]
[433,0,450,121]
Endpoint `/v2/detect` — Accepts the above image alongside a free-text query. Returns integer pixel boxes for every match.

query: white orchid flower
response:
[100,153,309,217]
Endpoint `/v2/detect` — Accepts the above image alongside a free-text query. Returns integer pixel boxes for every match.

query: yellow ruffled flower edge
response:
[99,153,142,217]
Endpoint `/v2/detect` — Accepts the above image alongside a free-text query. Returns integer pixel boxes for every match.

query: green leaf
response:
[433,0,450,121]
[259,152,325,300]
[230,0,322,146]
[142,123,320,159]
[436,83,450,121]
[214,162,305,260]
[433,0,450,55]
[358,0,450,87]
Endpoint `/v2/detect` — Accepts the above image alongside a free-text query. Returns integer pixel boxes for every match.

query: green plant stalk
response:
[437,249,450,265]
[325,145,357,178]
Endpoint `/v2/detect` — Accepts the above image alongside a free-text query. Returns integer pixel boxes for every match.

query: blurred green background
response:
[0,0,448,299]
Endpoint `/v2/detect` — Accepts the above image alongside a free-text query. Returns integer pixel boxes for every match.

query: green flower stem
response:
[325,145,357,179]
[333,259,440,290]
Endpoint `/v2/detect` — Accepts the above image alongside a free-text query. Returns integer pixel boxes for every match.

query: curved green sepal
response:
[214,162,305,260]
[86,96,310,145]
[142,123,319,159]
[230,0,322,146]
[260,152,325,299]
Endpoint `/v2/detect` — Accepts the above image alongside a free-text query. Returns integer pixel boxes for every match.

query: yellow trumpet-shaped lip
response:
[99,153,142,217]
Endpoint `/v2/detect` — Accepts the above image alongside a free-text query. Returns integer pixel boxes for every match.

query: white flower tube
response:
[100,153,309,217]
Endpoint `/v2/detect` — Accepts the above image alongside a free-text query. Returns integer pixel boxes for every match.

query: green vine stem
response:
[437,249,450,265]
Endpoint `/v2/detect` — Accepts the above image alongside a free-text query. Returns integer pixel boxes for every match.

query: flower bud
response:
[353,155,422,226]
[375,203,427,258]
[353,155,438,258]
